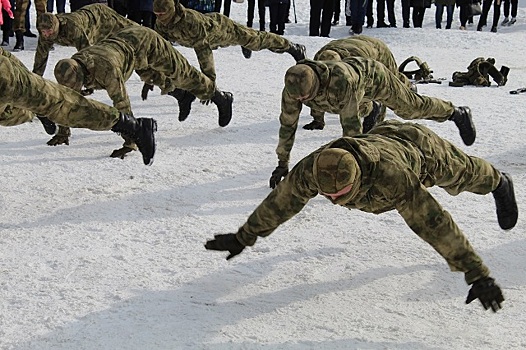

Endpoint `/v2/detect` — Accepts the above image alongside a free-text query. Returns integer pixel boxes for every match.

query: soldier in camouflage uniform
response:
[268,58,476,189]
[12,0,46,51]
[304,35,414,132]
[151,0,306,83]
[33,5,138,144]
[53,25,233,158]
[206,119,518,313]
[0,47,157,165]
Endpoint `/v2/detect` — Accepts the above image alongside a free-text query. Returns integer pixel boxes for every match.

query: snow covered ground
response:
[1,1,526,349]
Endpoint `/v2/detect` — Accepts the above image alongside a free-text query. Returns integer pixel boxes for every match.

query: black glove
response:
[204,233,245,260]
[80,88,94,96]
[141,83,154,101]
[269,164,289,189]
[466,277,504,312]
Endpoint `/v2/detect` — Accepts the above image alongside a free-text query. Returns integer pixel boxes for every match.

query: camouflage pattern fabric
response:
[452,57,505,87]
[311,35,413,125]
[153,0,293,81]
[0,49,35,126]
[240,120,501,285]
[56,25,217,113]
[33,4,138,76]
[0,48,119,130]
[13,0,46,33]
[276,58,455,165]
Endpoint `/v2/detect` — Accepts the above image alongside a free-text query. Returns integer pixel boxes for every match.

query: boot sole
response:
[497,173,518,230]
[139,119,157,166]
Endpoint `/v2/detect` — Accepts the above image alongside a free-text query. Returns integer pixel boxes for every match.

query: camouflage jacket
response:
[70,26,179,113]
[277,58,370,165]
[243,121,493,284]
[33,4,137,76]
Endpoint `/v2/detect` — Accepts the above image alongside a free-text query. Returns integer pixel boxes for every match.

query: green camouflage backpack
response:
[398,56,434,81]
[451,57,509,87]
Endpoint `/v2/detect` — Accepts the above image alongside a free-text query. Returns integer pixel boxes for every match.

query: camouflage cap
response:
[54,59,84,92]
[153,0,174,12]
[317,49,341,61]
[37,13,59,31]
[284,64,319,100]
[313,148,360,194]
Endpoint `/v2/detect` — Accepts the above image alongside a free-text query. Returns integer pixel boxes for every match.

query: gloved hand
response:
[141,83,154,101]
[466,277,504,312]
[80,88,94,96]
[269,163,289,189]
[204,233,245,260]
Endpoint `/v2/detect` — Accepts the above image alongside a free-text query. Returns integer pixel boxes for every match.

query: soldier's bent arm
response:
[276,90,304,165]
[103,71,133,114]
[238,158,319,246]
[396,181,490,285]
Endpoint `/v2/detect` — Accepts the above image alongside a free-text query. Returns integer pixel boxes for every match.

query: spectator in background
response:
[401,0,411,27]
[185,0,215,13]
[47,0,66,13]
[309,0,333,37]
[70,0,107,12]
[500,0,517,26]
[269,0,288,34]
[435,0,455,28]
[376,0,397,27]
[332,0,340,25]
[456,0,471,29]
[477,0,500,32]
[347,0,366,34]
[24,1,38,38]
[247,0,266,31]
[127,0,154,27]
[1,0,14,46]
[410,0,431,27]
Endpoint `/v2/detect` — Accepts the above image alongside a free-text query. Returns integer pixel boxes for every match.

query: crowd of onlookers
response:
[0,0,520,51]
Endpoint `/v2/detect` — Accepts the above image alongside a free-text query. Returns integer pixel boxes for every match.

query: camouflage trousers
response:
[370,120,500,196]
[341,58,456,136]
[14,0,47,32]
[0,54,119,130]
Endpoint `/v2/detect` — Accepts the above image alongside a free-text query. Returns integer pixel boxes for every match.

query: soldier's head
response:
[54,59,85,92]
[153,0,176,23]
[313,148,361,202]
[317,49,341,61]
[37,13,59,40]
[284,64,320,102]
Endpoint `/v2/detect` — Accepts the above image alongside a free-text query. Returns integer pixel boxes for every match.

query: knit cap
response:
[313,148,360,194]
[284,64,319,100]
[54,59,84,92]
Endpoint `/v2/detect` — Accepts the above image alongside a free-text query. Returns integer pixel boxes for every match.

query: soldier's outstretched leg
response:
[211,90,234,127]
[492,173,518,230]
[449,106,476,146]
[168,88,197,122]
[111,113,157,166]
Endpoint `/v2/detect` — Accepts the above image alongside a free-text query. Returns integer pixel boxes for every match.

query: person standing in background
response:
[500,0,517,25]
[309,0,333,37]
[47,0,66,13]
[435,0,455,28]
[269,0,288,34]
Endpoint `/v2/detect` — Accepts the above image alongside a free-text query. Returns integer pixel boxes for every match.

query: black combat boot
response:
[362,101,382,133]
[37,116,57,135]
[211,90,234,127]
[287,43,306,62]
[492,173,518,230]
[303,120,325,130]
[168,88,196,122]
[13,30,24,51]
[449,106,476,146]
[241,47,252,59]
[111,113,157,165]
